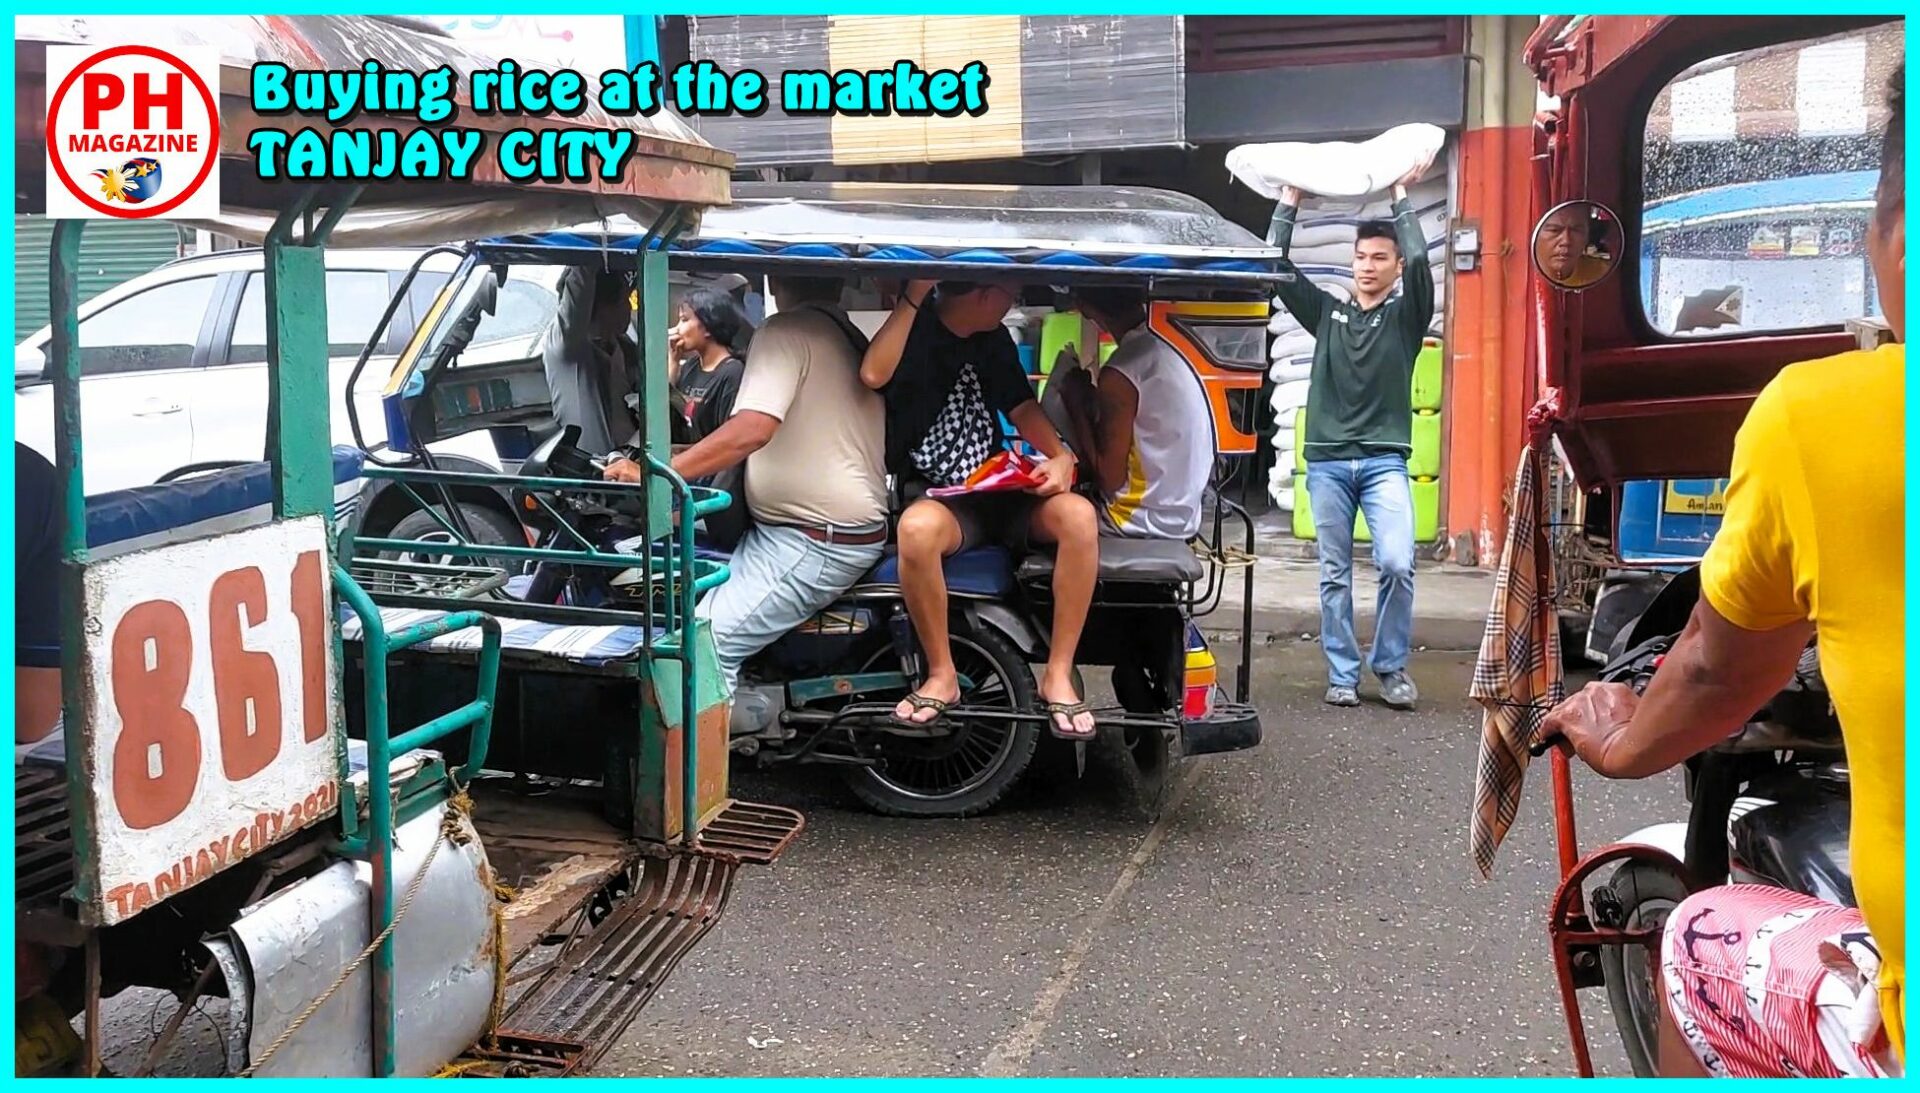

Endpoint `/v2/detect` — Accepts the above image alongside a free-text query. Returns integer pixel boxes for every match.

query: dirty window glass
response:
[230,270,397,364]
[1641,22,1900,337]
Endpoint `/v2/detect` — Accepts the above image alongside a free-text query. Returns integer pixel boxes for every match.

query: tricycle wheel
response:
[1089,720,1179,823]
[841,625,1039,818]
[1592,860,1690,1077]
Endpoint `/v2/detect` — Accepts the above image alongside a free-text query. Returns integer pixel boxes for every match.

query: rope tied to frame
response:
[240,787,506,1078]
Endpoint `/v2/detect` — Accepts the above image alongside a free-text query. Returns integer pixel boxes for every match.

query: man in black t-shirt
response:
[861,281,1099,740]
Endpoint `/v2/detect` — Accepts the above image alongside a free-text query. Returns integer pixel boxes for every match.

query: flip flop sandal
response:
[1044,701,1097,741]
[888,692,953,735]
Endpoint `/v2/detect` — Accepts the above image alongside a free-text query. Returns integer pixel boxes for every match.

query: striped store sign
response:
[1647,21,1903,142]
[686,15,1184,168]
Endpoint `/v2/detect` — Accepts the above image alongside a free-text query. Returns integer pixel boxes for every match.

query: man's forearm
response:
[1266,199,1298,250]
[860,294,921,389]
[670,412,777,481]
[1595,606,1810,778]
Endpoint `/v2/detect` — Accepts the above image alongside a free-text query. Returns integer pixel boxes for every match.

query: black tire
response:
[1096,660,1182,822]
[841,624,1040,819]
[1592,860,1691,1078]
[378,502,522,570]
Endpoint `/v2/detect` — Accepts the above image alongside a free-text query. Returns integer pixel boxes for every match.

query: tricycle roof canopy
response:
[16,15,734,223]
[478,181,1294,290]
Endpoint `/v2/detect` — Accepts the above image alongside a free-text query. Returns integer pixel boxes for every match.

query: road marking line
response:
[977,765,1204,1077]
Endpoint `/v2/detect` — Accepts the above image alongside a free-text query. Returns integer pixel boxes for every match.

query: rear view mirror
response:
[1532,200,1622,291]
[16,345,47,386]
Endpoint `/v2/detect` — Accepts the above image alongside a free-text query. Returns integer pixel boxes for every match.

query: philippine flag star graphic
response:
[93,157,164,204]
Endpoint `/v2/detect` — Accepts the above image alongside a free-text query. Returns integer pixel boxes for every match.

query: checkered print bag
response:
[910,364,998,487]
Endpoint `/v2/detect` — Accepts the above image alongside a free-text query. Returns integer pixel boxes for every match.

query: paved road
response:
[99,643,1678,1078]
[604,643,1678,1078]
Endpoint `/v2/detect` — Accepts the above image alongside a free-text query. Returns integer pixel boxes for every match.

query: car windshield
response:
[416,263,565,369]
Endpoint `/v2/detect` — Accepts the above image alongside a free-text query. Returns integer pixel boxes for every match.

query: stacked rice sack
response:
[1267,175,1449,512]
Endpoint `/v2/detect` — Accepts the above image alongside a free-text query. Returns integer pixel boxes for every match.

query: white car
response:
[14,247,554,547]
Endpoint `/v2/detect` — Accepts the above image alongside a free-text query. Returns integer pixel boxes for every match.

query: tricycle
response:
[360,181,1281,821]
[15,15,797,1078]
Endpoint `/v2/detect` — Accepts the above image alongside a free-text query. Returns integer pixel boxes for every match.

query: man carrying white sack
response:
[1266,148,1437,711]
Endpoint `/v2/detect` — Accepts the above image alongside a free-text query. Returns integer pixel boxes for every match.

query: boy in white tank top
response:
[1051,287,1214,541]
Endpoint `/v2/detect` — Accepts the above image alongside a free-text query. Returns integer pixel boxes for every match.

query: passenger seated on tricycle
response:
[544,266,642,458]
[610,275,890,708]
[860,279,1100,741]
[1047,286,1214,543]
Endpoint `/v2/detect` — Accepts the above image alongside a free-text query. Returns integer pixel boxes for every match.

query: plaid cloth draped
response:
[1468,442,1564,878]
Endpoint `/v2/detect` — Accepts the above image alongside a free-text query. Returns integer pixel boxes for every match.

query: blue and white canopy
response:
[477,182,1293,289]
[1643,170,1876,236]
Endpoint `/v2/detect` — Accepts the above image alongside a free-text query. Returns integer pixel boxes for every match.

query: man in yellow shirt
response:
[1544,65,1904,1078]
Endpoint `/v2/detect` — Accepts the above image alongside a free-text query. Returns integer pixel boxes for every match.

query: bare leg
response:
[1657,987,1709,1077]
[1029,492,1099,737]
[893,499,964,723]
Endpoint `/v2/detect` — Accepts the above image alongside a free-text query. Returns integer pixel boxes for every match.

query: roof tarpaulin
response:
[479,182,1295,289]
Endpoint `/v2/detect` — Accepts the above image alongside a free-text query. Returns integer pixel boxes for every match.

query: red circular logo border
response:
[46,44,222,219]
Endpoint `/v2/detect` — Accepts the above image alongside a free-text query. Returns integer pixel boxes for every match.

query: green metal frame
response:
[355,213,724,849]
[345,450,725,844]
[45,188,512,1078]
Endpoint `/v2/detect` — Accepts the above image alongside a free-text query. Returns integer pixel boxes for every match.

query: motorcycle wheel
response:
[841,625,1039,819]
[1592,860,1691,1077]
[1099,660,1183,822]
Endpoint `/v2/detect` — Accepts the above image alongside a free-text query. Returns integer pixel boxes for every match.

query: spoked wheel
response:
[840,626,1039,818]
[1591,860,1691,1077]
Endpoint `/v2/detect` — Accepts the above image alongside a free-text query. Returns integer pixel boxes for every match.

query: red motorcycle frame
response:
[1519,13,1893,1077]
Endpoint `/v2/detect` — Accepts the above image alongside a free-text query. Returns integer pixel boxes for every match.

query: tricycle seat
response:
[337,604,655,666]
[1018,537,1206,584]
[87,446,366,560]
[855,547,1015,599]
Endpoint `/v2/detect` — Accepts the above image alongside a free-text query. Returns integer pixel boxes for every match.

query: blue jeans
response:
[696,523,885,692]
[1305,454,1415,688]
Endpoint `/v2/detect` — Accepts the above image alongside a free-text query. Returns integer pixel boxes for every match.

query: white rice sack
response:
[1287,242,1357,268]
[1274,475,1297,512]
[1270,327,1316,358]
[1268,309,1305,337]
[1271,378,1312,416]
[1290,222,1359,249]
[1225,124,1447,200]
[1269,358,1314,384]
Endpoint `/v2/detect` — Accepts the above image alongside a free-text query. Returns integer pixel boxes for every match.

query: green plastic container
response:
[1297,476,1442,544]
[1292,408,1308,474]
[1412,341,1444,412]
[1409,411,1442,478]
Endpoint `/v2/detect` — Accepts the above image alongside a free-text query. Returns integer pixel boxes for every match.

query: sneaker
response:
[1324,685,1360,707]
[1378,671,1419,711]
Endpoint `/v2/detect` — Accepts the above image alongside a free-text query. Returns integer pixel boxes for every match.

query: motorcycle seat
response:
[855,547,1015,599]
[1711,718,1847,758]
[337,603,655,667]
[1017,537,1206,585]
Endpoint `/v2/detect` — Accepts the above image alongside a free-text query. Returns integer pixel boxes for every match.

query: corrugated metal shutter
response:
[1186,16,1463,73]
[13,216,186,342]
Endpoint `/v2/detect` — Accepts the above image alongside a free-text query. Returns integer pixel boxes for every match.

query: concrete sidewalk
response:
[1196,509,1492,651]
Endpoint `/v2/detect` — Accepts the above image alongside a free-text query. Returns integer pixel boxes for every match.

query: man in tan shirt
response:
[632,275,888,704]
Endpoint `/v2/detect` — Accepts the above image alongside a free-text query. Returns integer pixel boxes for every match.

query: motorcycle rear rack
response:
[1546,842,1696,1078]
